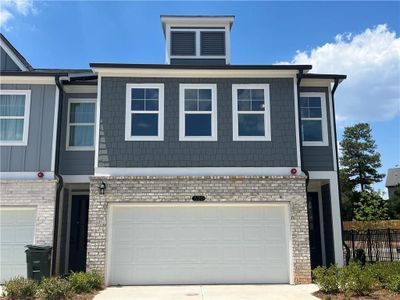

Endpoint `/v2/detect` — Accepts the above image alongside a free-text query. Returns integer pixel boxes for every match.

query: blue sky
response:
[1,1,399,195]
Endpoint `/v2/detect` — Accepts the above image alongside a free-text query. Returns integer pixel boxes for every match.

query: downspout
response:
[331,78,347,263]
[52,75,65,275]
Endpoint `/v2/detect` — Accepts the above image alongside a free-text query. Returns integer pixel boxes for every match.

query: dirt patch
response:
[313,289,400,300]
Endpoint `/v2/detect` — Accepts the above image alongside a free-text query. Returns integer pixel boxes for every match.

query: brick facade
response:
[87,175,311,284]
[0,180,57,245]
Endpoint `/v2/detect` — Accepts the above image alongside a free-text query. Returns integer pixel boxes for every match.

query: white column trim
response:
[293,77,301,167]
[50,84,59,172]
[94,75,102,168]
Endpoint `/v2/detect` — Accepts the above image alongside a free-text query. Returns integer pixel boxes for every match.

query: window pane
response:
[131,100,144,111]
[185,89,197,100]
[238,100,250,111]
[132,88,145,100]
[237,89,250,100]
[251,100,265,111]
[301,108,309,118]
[145,89,159,100]
[308,97,321,108]
[69,125,94,146]
[302,120,323,142]
[0,119,24,141]
[199,89,211,100]
[198,100,211,111]
[185,114,211,136]
[185,100,197,111]
[309,108,322,118]
[238,114,265,136]
[300,97,308,108]
[0,95,25,116]
[145,100,159,111]
[131,113,158,136]
[251,89,264,100]
[70,103,95,123]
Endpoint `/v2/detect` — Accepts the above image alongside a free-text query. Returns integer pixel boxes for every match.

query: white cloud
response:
[0,0,36,29]
[279,24,400,122]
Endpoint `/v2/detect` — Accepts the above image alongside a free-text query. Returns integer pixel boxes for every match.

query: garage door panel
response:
[108,205,289,285]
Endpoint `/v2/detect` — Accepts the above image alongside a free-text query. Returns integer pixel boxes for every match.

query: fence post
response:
[367,229,373,262]
[351,230,355,259]
[388,228,393,262]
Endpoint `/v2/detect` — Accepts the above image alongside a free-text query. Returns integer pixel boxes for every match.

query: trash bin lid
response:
[25,245,52,251]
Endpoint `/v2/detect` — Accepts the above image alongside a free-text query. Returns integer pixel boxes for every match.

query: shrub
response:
[386,274,400,293]
[338,262,375,296]
[68,271,103,294]
[367,261,400,286]
[38,277,74,300]
[312,265,339,294]
[2,276,38,299]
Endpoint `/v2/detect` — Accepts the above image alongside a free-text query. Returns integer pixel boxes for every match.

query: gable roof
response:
[386,168,400,187]
[0,33,32,71]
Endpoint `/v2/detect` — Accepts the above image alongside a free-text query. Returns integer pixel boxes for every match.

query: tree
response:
[387,185,400,220]
[353,191,388,221]
[340,123,384,191]
[339,169,356,221]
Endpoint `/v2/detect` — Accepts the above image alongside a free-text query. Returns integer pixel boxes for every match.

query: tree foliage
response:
[353,191,388,221]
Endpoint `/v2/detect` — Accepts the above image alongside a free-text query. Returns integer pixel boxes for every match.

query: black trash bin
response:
[25,245,52,282]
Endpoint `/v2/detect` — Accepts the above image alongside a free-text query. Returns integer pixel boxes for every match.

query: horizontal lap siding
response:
[0,48,21,71]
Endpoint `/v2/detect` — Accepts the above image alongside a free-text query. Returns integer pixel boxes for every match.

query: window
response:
[0,90,30,146]
[232,84,271,141]
[179,84,217,141]
[125,84,164,141]
[300,92,328,146]
[66,99,96,150]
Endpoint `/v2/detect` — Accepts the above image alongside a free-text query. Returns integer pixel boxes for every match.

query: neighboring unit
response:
[386,167,400,199]
[0,15,346,286]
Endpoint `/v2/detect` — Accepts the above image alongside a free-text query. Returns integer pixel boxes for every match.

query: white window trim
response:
[179,84,218,141]
[232,84,271,141]
[66,98,96,151]
[125,83,164,141]
[0,89,31,146]
[300,92,329,146]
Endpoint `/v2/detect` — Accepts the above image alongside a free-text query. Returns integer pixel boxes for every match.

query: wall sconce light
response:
[99,181,106,195]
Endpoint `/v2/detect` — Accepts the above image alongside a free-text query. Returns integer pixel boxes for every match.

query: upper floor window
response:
[300,92,328,146]
[66,99,96,151]
[125,84,164,141]
[0,90,31,146]
[232,84,271,141]
[179,84,217,141]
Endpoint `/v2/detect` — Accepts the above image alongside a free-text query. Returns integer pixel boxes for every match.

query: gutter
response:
[51,75,65,275]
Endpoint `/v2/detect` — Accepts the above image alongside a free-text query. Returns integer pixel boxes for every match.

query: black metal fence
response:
[343,229,400,263]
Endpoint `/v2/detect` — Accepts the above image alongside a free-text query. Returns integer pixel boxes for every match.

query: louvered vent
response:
[200,32,225,56]
[171,32,196,56]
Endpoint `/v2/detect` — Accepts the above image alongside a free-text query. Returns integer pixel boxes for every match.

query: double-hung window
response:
[179,84,217,141]
[0,90,31,146]
[232,84,271,141]
[125,84,164,141]
[300,92,328,146]
[66,99,96,150]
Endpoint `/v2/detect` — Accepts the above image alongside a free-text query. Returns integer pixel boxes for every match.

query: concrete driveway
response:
[94,284,319,300]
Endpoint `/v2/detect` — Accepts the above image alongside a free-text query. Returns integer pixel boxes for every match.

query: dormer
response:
[161,15,234,65]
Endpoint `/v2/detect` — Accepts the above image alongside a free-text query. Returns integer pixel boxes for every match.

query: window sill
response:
[125,136,164,141]
[302,141,329,147]
[66,146,95,151]
[233,136,271,142]
[179,136,218,141]
[0,141,27,146]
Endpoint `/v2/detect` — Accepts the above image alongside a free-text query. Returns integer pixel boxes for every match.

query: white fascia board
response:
[63,85,97,94]
[62,175,91,183]
[0,76,56,85]
[94,167,302,177]
[0,40,29,71]
[0,172,55,180]
[161,16,234,33]
[300,79,333,87]
[91,68,299,78]
[308,171,337,180]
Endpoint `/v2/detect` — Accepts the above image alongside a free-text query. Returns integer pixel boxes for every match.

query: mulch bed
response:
[313,289,400,299]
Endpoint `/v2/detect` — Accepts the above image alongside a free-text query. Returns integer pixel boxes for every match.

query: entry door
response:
[108,204,290,285]
[307,192,323,268]
[68,195,89,272]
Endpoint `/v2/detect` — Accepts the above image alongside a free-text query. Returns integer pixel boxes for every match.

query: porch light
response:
[99,181,106,195]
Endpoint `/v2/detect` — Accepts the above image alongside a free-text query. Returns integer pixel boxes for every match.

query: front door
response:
[307,192,323,268]
[68,195,89,272]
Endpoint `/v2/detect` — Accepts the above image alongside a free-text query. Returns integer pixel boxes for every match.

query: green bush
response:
[338,262,375,296]
[68,271,103,294]
[386,274,400,293]
[367,261,400,286]
[2,276,38,299]
[38,277,74,300]
[312,265,339,294]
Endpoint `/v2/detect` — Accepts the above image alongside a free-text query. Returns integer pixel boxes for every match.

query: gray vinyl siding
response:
[170,59,226,65]
[0,48,21,71]
[98,77,298,168]
[0,84,56,172]
[300,86,334,171]
[59,92,96,175]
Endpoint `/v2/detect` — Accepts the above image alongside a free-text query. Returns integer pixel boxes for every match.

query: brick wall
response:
[87,175,311,284]
[0,180,57,245]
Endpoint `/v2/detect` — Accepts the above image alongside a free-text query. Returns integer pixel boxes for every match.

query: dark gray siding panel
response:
[170,32,196,56]
[170,59,226,65]
[300,86,334,171]
[0,84,56,172]
[201,31,225,56]
[59,92,96,175]
[98,77,298,168]
[0,48,20,71]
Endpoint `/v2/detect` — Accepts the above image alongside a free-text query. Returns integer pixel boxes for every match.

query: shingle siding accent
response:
[87,175,311,284]
[98,77,298,168]
[0,180,57,245]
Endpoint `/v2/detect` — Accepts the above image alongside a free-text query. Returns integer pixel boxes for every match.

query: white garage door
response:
[0,208,36,283]
[108,204,290,285]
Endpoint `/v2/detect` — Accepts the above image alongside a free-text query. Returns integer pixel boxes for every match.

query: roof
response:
[301,73,347,83]
[0,33,33,71]
[386,168,400,187]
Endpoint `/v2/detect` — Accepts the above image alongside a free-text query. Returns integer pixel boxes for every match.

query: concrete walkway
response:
[94,284,320,300]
